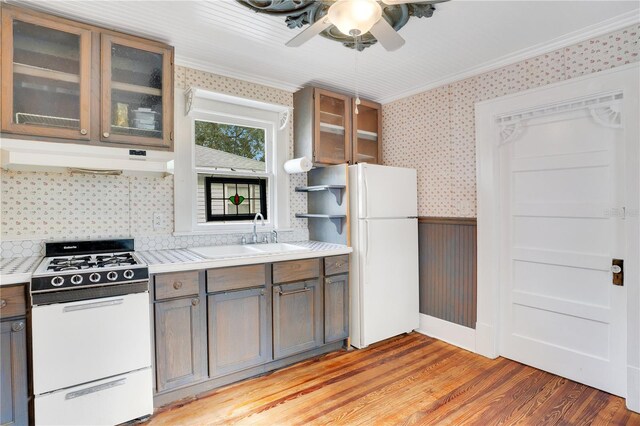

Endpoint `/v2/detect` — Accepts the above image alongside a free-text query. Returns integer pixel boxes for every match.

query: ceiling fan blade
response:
[369,18,405,51]
[285,17,333,47]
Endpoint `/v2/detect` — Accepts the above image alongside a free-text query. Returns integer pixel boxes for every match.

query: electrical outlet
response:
[153,213,162,230]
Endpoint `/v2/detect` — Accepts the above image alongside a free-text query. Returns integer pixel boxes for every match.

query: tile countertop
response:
[138,241,352,274]
[0,242,352,285]
[0,256,42,286]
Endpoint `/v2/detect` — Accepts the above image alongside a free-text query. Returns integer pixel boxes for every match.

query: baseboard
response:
[475,321,499,359]
[416,314,476,352]
[628,365,640,413]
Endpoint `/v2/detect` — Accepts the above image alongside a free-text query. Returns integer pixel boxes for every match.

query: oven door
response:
[31,292,151,394]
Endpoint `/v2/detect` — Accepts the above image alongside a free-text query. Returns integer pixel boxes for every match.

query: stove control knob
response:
[107,271,118,281]
[89,273,101,283]
[70,275,83,285]
[123,270,134,279]
[51,276,64,287]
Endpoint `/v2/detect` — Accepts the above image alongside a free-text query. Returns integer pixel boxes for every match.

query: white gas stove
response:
[30,239,153,425]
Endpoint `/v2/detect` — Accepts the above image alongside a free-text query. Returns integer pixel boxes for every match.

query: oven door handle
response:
[65,378,127,400]
[62,298,124,312]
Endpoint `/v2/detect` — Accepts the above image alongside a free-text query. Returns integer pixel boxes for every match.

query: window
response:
[174,89,291,234]
[194,121,266,172]
[204,176,267,221]
[193,117,273,225]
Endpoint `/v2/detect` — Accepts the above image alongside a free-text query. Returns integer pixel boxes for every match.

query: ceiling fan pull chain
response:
[354,34,360,115]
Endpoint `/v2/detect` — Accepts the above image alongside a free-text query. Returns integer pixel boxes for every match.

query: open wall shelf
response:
[295,164,349,245]
[295,214,346,233]
[295,185,346,205]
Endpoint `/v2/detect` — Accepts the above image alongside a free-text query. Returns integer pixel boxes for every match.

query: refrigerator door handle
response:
[362,166,369,218]
[364,220,370,264]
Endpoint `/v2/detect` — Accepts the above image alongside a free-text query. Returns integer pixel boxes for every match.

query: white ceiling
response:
[13,0,640,103]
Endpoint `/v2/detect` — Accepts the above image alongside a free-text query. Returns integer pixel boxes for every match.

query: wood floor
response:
[147,333,640,425]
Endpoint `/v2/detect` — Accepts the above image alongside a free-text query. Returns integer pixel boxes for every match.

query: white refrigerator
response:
[348,163,419,349]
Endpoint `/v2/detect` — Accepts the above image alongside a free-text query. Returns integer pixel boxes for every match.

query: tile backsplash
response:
[382,24,639,218]
[1,65,309,258]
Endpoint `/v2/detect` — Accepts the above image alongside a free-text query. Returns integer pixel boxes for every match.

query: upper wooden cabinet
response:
[0,5,174,151]
[352,98,382,164]
[294,86,382,166]
[294,87,351,165]
[1,7,92,140]
[101,34,173,149]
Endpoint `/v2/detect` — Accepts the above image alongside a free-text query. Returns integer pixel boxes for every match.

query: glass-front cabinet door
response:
[313,88,351,164]
[352,99,382,164]
[101,35,173,149]
[1,8,92,139]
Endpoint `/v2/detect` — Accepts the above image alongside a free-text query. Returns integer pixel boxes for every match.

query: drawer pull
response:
[278,286,311,296]
[65,378,126,400]
[173,281,183,290]
[80,128,88,135]
[63,298,123,312]
[11,321,24,332]
[0,299,6,308]
[191,298,200,306]
[335,263,344,268]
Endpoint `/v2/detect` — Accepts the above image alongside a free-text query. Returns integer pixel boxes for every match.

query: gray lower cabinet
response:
[208,287,270,377]
[324,274,349,343]
[154,296,206,392]
[272,279,323,359]
[0,319,28,426]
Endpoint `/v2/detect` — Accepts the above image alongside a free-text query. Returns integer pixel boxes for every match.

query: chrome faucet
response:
[252,213,265,244]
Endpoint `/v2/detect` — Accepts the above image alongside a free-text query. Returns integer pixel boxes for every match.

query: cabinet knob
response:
[0,299,6,308]
[103,132,110,138]
[80,128,88,135]
[173,281,183,290]
[11,321,24,332]
[191,298,200,306]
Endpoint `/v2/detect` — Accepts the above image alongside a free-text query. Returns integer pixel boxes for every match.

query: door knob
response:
[612,259,624,286]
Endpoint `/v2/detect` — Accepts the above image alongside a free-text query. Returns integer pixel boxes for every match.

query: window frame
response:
[174,88,292,235]
[204,176,267,222]
[192,110,275,228]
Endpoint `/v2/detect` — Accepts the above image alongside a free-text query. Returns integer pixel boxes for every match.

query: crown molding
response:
[379,10,640,104]
[174,56,302,94]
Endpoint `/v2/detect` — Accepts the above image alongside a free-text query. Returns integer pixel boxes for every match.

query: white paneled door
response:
[490,72,639,398]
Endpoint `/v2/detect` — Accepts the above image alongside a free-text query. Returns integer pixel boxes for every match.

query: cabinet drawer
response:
[0,284,26,319]
[207,264,265,293]
[154,271,199,300]
[272,259,320,284]
[324,255,349,276]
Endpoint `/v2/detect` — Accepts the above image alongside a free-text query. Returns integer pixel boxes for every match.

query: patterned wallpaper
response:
[0,67,309,257]
[382,24,640,218]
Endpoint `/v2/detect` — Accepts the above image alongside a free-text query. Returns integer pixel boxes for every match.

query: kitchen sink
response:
[247,243,310,254]
[188,243,310,259]
[189,244,262,258]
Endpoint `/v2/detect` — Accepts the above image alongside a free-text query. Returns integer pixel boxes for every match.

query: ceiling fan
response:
[285,0,442,51]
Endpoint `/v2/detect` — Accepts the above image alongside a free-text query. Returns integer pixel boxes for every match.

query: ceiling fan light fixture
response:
[328,0,382,36]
